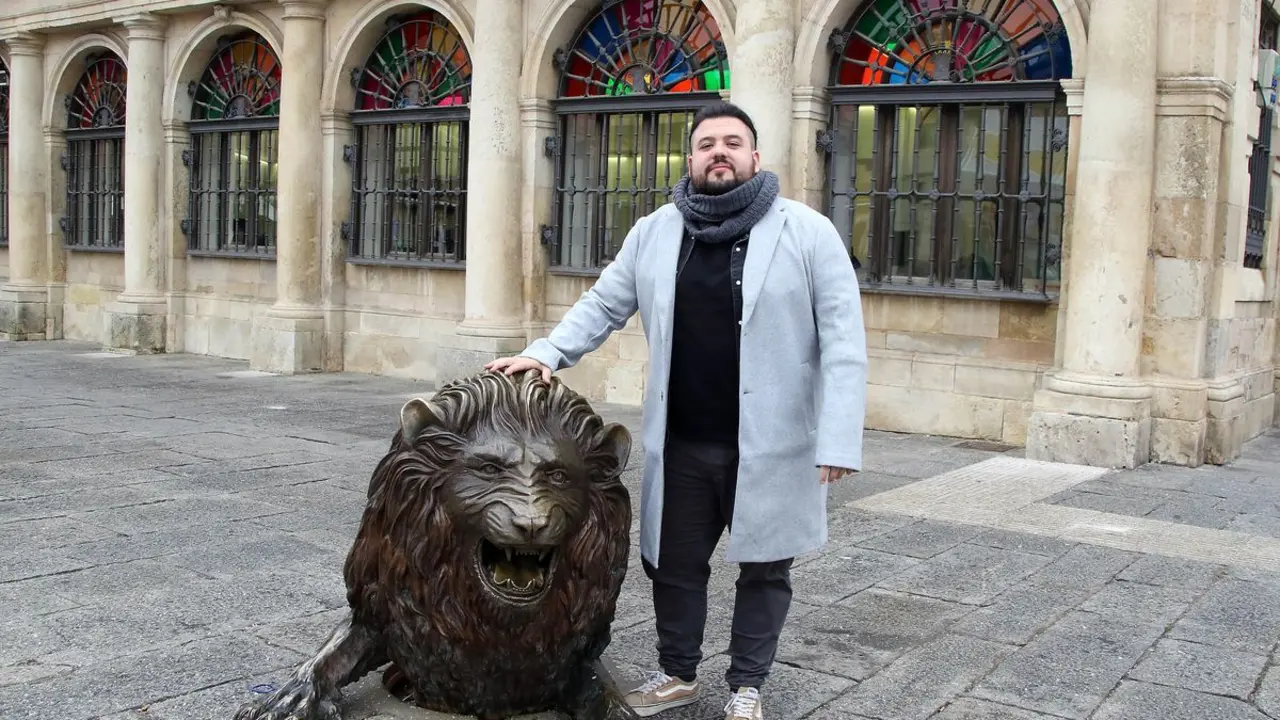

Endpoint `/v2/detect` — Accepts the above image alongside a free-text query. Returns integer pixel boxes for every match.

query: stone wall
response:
[341,264,465,381]
[62,252,123,344]
[176,257,276,361]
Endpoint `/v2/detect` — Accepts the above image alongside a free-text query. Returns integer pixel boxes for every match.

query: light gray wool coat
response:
[520,195,868,566]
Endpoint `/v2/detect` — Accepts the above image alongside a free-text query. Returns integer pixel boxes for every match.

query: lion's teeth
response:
[493,564,512,585]
[504,547,513,562]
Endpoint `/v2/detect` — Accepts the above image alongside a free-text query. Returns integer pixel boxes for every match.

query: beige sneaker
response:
[623,671,700,716]
[724,687,764,720]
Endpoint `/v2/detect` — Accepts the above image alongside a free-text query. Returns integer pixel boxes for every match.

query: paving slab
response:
[3,340,1280,720]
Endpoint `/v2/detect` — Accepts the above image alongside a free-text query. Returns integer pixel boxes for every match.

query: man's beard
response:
[691,167,748,196]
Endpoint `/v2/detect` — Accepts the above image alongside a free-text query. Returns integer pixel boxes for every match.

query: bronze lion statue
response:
[233,370,638,720]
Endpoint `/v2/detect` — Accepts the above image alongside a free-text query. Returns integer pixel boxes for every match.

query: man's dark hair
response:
[689,101,758,148]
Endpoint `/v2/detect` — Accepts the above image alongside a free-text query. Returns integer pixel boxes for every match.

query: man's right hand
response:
[484,356,552,383]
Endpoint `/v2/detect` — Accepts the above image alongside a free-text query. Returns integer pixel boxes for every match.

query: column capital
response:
[118,13,168,41]
[163,120,190,143]
[2,32,46,56]
[321,110,353,135]
[279,0,328,21]
[1156,76,1233,121]
[1060,78,1085,116]
[518,98,555,129]
[791,86,829,122]
[43,125,66,146]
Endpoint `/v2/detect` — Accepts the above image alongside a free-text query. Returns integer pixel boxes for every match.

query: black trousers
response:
[640,435,794,690]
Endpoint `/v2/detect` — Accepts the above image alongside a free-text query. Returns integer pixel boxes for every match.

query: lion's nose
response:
[512,512,550,542]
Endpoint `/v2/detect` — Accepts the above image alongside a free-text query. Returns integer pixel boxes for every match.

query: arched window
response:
[823,0,1072,298]
[183,32,282,256]
[346,10,471,266]
[547,0,730,271]
[0,57,8,249]
[61,53,127,250]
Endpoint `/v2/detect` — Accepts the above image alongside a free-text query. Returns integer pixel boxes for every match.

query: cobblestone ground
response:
[2,340,1280,720]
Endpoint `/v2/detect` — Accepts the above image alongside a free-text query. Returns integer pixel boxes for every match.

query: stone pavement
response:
[2,340,1279,720]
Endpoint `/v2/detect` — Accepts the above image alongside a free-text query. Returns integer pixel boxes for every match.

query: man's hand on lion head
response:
[484,355,552,383]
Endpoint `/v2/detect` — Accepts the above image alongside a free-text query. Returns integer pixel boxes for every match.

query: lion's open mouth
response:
[476,539,556,602]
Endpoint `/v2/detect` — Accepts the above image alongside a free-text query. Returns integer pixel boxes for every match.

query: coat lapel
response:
[649,210,685,343]
[741,200,786,326]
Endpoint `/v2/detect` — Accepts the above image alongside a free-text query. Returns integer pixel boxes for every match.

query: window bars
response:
[1245,7,1279,270]
[823,0,1073,299]
[0,57,8,249]
[182,32,282,257]
[545,0,730,272]
[61,53,127,251]
[344,10,472,266]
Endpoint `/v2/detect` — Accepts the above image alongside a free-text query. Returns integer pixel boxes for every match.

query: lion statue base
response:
[233,370,640,720]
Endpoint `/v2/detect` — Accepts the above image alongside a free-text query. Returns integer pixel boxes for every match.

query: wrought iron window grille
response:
[62,53,127,252]
[345,10,472,268]
[547,0,731,273]
[1245,7,1279,271]
[0,56,8,249]
[822,0,1073,301]
[183,31,282,259]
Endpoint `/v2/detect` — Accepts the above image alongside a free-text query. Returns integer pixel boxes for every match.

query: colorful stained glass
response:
[67,54,127,129]
[0,57,8,134]
[559,0,730,98]
[834,0,1071,86]
[354,11,471,110]
[191,33,282,120]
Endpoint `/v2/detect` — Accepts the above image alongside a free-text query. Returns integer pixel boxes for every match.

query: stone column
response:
[251,0,325,373]
[436,0,527,382]
[163,120,191,350]
[1025,0,1159,468]
[730,0,796,198]
[319,111,352,371]
[107,13,168,353]
[0,33,49,340]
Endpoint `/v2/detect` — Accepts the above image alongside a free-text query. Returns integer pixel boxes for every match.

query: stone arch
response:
[42,33,128,130]
[322,0,475,113]
[793,0,1090,90]
[162,8,284,124]
[520,0,737,101]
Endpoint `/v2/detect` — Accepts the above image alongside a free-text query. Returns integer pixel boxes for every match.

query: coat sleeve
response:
[809,215,868,471]
[519,217,644,372]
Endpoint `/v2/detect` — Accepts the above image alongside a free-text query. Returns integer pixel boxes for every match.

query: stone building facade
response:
[0,0,1276,469]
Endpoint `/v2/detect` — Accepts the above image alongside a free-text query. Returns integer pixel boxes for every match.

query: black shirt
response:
[666,231,743,445]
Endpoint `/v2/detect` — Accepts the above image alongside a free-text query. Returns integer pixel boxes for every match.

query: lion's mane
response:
[339,370,632,713]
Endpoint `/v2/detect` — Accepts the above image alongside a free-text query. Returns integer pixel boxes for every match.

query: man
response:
[485,101,867,720]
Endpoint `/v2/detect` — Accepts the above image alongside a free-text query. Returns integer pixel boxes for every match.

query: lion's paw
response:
[231,679,341,720]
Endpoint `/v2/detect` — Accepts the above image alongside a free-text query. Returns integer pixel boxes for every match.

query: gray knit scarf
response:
[671,169,780,244]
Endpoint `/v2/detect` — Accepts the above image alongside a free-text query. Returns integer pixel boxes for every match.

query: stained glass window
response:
[0,57,9,249]
[61,53,127,250]
[833,0,1071,86]
[558,0,730,98]
[823,0,1072,299]
[66,55,127,129]
[184,31,282,256]
[353,10,471,111]
[548,0,729,271]
[191,33,282,120]
[347,11,471,265]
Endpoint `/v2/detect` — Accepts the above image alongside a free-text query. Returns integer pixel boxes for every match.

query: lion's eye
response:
[477,462,505,475]
[545,469,569,484]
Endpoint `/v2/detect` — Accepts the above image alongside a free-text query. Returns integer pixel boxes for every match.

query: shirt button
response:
[736,280,741,285]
